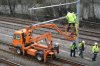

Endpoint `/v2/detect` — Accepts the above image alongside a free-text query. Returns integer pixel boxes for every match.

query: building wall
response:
[0,0,100,19]
[81,0,100,19]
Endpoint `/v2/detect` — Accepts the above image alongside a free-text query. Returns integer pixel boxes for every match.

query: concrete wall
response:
[94,4,100,19]
[81,0,100,19]
[0,0,100,19]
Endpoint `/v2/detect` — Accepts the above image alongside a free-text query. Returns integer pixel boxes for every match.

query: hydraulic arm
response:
[32,32,52,49]
[28,23,76,41]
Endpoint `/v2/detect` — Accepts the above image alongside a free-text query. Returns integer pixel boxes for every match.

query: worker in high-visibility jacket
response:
[70,41,77,57]
[92,42,99,61]
[66,11,76,32]
[79,41,85,58]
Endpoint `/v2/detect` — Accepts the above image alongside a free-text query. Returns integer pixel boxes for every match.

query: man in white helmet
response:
[79,40,85,58]
[92,42,99,61]
[54,43,59,53]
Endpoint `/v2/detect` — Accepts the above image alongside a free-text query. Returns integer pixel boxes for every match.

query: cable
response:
[32,16,66,26]
[29,1,77,10]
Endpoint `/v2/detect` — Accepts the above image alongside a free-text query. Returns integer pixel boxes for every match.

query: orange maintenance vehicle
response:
[12,23,76,62]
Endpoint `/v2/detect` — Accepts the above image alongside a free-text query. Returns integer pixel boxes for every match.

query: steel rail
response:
[0,21,99,45]
[0,41,86,66]
[0,58,22,66]
[0,17,100,45]
[54,57,86,66]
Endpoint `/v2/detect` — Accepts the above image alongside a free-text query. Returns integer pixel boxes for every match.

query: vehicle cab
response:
[12,28,32,47]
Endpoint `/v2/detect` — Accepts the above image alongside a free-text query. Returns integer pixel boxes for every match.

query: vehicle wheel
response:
[36,51,43,61]
[53,55,56,59]
[16,47,22,55]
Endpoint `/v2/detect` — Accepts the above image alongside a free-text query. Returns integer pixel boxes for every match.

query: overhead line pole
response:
[77,0,80,23]
[76,0,80,49]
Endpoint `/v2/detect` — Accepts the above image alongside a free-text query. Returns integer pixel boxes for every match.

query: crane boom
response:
[32,32,52,49]
[27,23,76,41]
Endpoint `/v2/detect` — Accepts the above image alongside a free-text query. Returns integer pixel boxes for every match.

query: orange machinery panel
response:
[27,49,37,56]
[33,44,48,49]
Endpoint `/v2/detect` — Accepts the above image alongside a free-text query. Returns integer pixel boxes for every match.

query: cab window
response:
[28,32,32,36]
[14,34,20,40]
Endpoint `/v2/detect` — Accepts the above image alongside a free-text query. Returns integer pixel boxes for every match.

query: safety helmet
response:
[94,42,98,45]
[54,43,59,47]
[55,43,59,45]
[82,40,85,43]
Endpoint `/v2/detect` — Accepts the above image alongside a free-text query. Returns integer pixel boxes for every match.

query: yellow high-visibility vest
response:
[70,44,75,50]
[66,12,76,23]
[79,42,85,50]
[92,45,99,53]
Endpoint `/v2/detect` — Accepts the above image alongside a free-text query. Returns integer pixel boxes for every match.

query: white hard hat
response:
[82,40,85,43]
[55,43,59,45]
[95,42,98,45]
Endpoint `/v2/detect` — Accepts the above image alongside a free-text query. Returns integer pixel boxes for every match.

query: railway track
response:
[54,57,85,66]
[0,16,99,34]
[0,21,99,41]
[0,16,37,25]
[0,41,86,66]
[0,17,100,48]
[0,58,22,66]
[0,16,98,66]
[79,29,100,38]
[80,20,100,27]
[0,43,59,66]
[0,21,99,46]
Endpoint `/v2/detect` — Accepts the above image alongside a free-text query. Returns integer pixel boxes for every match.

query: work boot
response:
[92,58,96,61]
[92,57,96,61]
[70,32,75,35]
[73,55,76,57]
[79,53,80,56]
